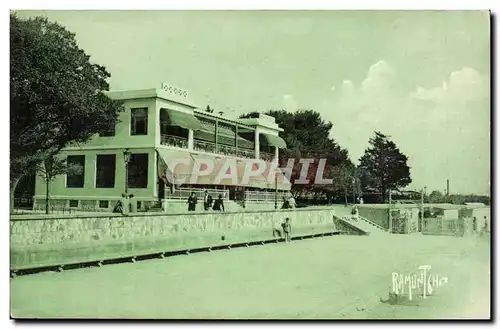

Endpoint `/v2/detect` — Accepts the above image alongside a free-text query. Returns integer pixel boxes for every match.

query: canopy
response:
[156,148,290,190]
[260,133,287,149]
[160,108,203,131]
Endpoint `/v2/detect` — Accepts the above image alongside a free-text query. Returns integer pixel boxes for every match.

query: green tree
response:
[10,14,124,211]
[36,153,81,214]
[240,109,353,200]
[428,190,444,203]
[358,131,412,202]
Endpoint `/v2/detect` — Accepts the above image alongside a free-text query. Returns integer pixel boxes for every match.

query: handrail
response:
[167,187,230,200]
[161,134,188,148]
[161,134,258,160]
[244,190,288,202]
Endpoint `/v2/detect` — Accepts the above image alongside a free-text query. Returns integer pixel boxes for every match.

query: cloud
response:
[283,94,298,112]
[326,61,489,194]
[411,67,487,104]
[360,60,396,95]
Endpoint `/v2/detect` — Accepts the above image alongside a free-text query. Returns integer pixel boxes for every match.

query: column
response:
[254,131,260,159]
[188,129,194,150]
[274,146,279,166]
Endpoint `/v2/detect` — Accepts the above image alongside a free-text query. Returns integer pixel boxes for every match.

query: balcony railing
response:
[193,139,216,154]
[161,134,188,148]
[260,152,274,162]
[161,134,258,160]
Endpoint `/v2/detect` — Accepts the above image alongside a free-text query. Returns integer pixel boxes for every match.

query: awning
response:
[156,149,193,184]
[157,149,290,190]
[161,108,203,131]
[260,133,287,149]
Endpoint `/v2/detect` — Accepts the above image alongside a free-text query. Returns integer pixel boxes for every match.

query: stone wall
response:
[11,208,341,270]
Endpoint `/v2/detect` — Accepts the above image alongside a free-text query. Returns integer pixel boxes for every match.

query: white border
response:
[2,2,497,329]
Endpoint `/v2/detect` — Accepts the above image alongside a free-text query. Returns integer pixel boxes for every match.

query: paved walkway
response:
[11,234,490,319]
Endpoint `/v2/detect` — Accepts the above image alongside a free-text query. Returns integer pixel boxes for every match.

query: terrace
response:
[159,110,277,161]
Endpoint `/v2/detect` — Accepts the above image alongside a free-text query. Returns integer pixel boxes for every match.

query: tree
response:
[358,131,412,202]
[428,190,444,203]
[240,109,353,200]
[35,153,77,214]
[206,105,214,113]
[10,14,124,210]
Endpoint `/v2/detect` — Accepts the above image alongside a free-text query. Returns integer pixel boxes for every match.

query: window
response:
[69,200,79,208]
[136,201,142,210]
[131,108,148,135]
[96,154,116,188]
[66,155,85,188]
[99,200,109,209]
[127,153,148,188]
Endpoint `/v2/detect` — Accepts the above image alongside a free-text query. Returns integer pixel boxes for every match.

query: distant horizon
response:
[14,10,491,195]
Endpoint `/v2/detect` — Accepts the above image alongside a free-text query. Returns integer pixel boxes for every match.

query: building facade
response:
[33,86,290,212]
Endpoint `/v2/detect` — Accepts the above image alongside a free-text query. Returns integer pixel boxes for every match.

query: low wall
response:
[10,208,341,270]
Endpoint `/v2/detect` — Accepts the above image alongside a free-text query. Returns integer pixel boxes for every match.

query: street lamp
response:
[352,177,356,204]
[274,172,278,210]
[123,148,131,195]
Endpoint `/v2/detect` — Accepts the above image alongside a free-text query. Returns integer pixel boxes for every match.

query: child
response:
[281,218,291,243]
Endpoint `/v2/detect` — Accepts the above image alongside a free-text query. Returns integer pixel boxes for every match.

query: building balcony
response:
[161,134,257,160]
[259,152,274,162]
[161,134,188,149]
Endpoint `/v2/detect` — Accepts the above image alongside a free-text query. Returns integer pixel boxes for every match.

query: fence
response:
[166,187,230,200]
[244,190,289,202]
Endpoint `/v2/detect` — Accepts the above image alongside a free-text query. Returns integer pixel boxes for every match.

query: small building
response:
[33,85,290,212]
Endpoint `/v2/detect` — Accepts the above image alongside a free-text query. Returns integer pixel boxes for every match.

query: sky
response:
[15,10,491,195]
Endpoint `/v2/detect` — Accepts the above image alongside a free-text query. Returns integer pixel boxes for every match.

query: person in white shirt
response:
[288,195,296,209]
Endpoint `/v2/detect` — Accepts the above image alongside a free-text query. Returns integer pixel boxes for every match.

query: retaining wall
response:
[10,208,343,270]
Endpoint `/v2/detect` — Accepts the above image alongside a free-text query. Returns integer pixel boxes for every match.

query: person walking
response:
[212,194,225,212]
[187,192,197,212]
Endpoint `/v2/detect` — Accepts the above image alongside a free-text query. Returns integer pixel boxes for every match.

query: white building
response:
[33,85,290,212]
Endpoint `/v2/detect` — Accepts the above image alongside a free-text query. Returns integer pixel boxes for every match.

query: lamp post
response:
[351,177,356,204]
[274,172,278,210]
[123,148,131,195]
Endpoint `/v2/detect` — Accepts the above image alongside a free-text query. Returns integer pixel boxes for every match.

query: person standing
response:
[281,197,290,209]
[472,216,477,235]
[187,192,197,212]
[288,195,296,209]
[212,194,225,212]
[281,218,291,243]
[203,190,211,211]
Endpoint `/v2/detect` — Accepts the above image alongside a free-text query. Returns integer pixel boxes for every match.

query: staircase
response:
[333,207,388,236]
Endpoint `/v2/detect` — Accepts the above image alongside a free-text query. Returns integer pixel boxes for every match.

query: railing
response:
[161,134,260,161]
[194,139,255,159]
[161,134,188,148]
[193,139,216,154]
[244,190,289,202]
[166,187,230,200]
[259,152,274,162]
[236,148,255,159]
